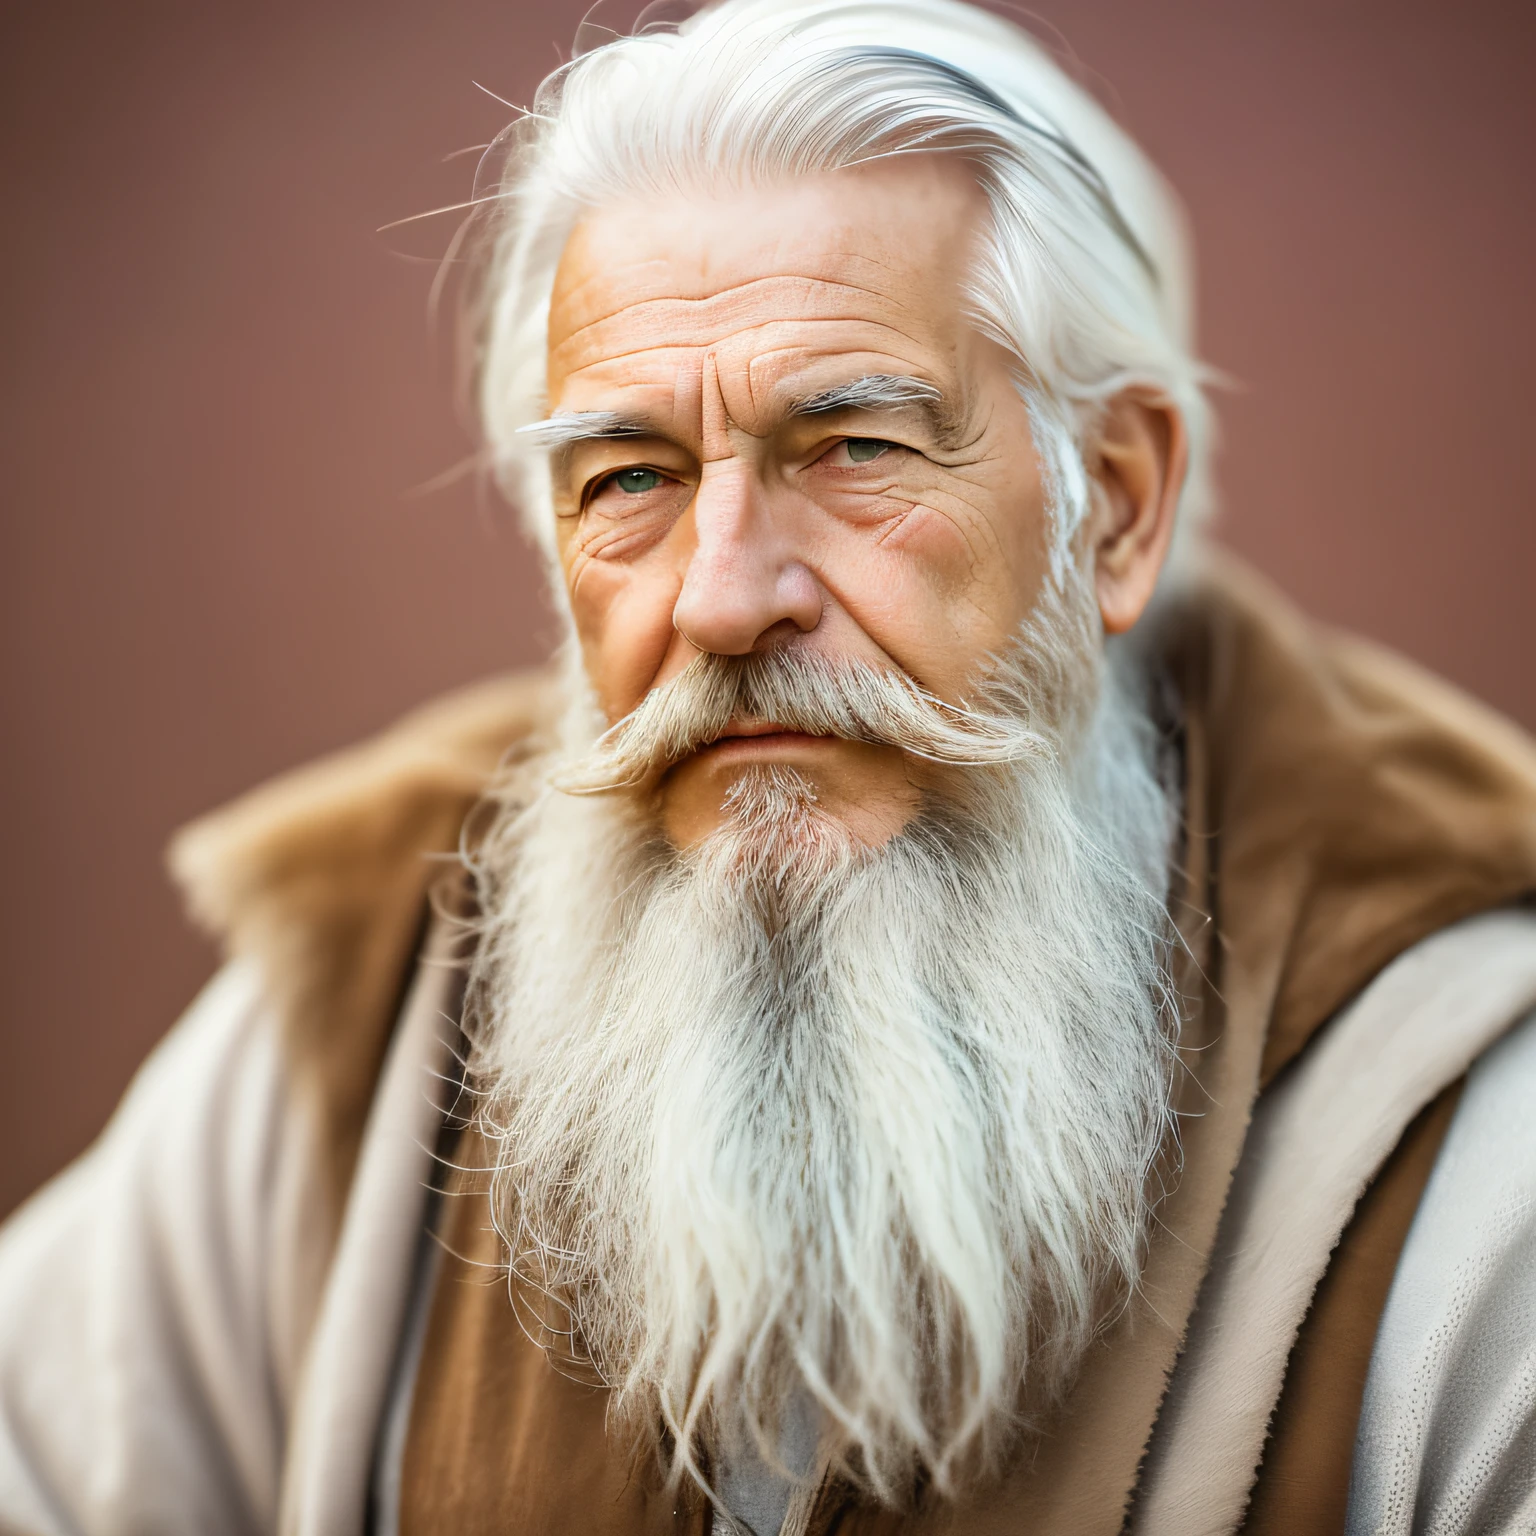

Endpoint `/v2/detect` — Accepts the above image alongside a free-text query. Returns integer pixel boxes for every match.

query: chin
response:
[687,763,863,895]
[669,754,919,856]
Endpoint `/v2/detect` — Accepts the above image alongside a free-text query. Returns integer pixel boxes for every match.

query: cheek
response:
[903,468,1053,629]
[804,481,1052,700]
[874,498,983,577]
[562,545,683,721]
[869,486,1042,630]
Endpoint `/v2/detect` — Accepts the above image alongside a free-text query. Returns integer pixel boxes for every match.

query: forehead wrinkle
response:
[555,258,909,317]
[549,249,978,441]
[552,317,940,394]
[548,271,921,360]
[552,344,973,450]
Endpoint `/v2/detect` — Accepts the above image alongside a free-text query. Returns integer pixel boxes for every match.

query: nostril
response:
[751,617,810,652]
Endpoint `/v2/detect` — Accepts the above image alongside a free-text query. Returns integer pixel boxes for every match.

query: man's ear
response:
[1086,391,1187,634]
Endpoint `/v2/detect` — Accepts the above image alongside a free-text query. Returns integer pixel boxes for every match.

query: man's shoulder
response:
[1164,552,1536,1084]
[1173,549,1536,781]
[163,667,562,1220]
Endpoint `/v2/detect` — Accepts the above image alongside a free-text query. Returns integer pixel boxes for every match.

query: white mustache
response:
[554,648,1048,795]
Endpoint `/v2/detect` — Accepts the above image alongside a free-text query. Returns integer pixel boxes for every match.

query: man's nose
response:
[672,464,823,655]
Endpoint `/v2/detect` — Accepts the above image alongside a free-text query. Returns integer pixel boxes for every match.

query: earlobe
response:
[1090,392,1187,634]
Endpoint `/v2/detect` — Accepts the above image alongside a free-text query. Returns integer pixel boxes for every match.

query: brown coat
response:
[169,555,1536,1535]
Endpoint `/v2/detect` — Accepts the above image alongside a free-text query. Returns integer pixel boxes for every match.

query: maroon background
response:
[3,0,1533,1220]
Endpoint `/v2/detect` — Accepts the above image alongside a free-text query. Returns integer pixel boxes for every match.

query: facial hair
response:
[464,583,1179,1505]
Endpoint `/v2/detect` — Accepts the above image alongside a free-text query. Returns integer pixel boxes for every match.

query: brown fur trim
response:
[1163,555,1536,1089]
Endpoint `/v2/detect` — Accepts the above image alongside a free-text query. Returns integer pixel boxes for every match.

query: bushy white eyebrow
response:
[515,374,948,454]
[788,373,945,417]
[514,411,648,451]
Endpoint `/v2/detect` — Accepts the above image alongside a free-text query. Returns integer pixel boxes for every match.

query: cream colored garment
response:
[1347,1005,1536,1534]
[3,919,1535,1536]
[0,962,311,1536]
[1134,909,1536,1536]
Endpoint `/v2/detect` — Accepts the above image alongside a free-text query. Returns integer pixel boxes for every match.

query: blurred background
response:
[3,0,1533,1220]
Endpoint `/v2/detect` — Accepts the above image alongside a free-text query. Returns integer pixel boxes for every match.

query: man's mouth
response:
[695,719,833,759]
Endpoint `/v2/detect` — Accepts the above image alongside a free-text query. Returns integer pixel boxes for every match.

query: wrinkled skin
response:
[542,155,1185,847]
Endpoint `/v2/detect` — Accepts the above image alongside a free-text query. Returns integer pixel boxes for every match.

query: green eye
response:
[844,438,889,464]
[612,467,662,494]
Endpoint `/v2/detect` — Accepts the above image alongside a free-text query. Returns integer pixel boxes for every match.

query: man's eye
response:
[609,467,663,494]
[843,438,891,464]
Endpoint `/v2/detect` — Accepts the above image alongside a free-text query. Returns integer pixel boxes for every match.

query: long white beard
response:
[466,599,1178,1503]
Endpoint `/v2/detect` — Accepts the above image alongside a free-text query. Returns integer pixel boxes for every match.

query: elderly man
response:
[2,1,1535,1532]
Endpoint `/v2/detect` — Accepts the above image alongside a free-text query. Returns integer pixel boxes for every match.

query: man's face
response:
[544,156,1053,849]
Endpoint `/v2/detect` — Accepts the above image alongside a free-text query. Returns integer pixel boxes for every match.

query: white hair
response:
[469,0,1214,585]
[465,584,1179,1505]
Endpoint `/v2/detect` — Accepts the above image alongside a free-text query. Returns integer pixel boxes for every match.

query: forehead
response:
[545,157,988,419]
